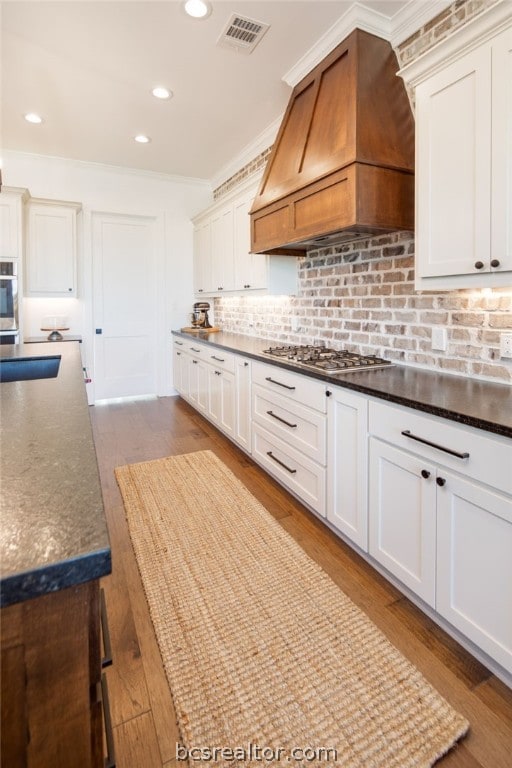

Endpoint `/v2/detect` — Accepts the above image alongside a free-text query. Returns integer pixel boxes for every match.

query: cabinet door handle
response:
[211,355,225,362]
[215,370,221,376]
[244,362,249,367]
[100,674,116,768]
[474,261,484,270]
[490,259,500,268]
[266,451,297,474]
[421,469,430,479]
[326,390,332,397]
[198,289,204,293]
[265,376,295,391]
[436,477,447,487]
[175,340,184,345]
[267,410,297,428]
[217,286,223,291]
[190,347,201,353]
[401,430,469,459]
[192,359,198,364]
[100,588,113,669]
[176,352,181,356]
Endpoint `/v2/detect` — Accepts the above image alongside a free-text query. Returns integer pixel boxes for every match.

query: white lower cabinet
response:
[234,357,251,451]
[436,472,512,674]
[368,399,512,676]
[173,336,512,681]
[327,387,369,551]
[369,438,437,606]
[251,360,327,516]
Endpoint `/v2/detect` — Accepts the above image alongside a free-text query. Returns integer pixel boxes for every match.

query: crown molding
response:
[390,0,452,48]
[282,2,393,88]
[209,115,282,190]
[398,0,512,86]
[3,149,211,188]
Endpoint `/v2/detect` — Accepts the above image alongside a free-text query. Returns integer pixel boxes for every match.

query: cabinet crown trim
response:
[28,197,82,211]
[398,0,512,87]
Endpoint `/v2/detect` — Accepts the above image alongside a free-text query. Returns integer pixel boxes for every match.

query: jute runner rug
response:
[115,450,468,767]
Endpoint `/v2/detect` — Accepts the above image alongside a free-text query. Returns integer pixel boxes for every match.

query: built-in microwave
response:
[0,259,19,344]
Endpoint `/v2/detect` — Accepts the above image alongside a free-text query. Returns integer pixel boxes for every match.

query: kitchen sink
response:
[0,355,61,383]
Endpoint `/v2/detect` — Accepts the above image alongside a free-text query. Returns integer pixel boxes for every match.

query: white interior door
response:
[92,212,157,400]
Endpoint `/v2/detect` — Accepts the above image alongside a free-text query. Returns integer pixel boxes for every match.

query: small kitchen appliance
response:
[262,344,392,374]
[191,302,212,329]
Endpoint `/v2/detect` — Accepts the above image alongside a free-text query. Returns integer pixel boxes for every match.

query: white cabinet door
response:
[188,357,208,414]
[210,205,234,293]
[208,365,235,438]
[327,388,368,551]
[234,357,251,452]
[0,189,27,260]
[193,220,212,295]
[26,201,80,296]
[369,438,437,607]
[234,193,267,290]
[491,26,512,275]
[436,471,512,674]
[173,347,189,395]
[416,44,491,280]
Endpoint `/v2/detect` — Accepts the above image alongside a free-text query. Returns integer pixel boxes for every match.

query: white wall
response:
[3,150,212,399]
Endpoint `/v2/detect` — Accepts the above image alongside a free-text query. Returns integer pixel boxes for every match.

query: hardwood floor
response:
[90,395,512,768]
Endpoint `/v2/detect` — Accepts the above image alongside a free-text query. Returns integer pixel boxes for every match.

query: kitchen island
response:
[0,340,112,767]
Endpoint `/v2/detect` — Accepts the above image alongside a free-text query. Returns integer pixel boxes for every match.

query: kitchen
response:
[1,1,512,766]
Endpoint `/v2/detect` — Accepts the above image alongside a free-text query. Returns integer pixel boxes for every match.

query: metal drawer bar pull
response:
[265,376,296,390]
[266,451,297,474]
[190,347,201,353]
[100,674,116,768]
[401,430,470,459]
[267,410,297,428]
[175,340,184,345]
[211,355,225,362]
[100,588,113,669]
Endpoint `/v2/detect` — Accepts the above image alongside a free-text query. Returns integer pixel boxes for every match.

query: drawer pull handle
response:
[175,341,184,345]
[266,451,297,474]
[100,674,116,768]
[191,347,201,353]
[401,430,469,459]
[267,410,297,429]
[100,588,113,669]
[265,376,296,391]
[211,355,225,362]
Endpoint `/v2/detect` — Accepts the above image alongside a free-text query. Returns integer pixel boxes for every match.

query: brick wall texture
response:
[213,0,512,384]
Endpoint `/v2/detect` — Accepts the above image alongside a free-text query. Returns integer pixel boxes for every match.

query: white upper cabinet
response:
[192,176,296,297]
[0,187,29,260]
[25,199,82,297]
[400,5,512,289]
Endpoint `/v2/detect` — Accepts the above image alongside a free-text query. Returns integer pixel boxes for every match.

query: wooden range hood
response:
[250,29,415,256]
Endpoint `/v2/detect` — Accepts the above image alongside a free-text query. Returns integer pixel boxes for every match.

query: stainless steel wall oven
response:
[0,259,19,344]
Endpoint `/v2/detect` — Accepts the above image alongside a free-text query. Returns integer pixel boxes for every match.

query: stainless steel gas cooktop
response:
[262,344,392,374]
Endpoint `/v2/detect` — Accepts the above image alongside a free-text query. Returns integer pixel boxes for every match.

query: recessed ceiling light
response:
[152,87,172,100]
[24,113,43,124]
[134,135,151,144]
[182,0,212,19]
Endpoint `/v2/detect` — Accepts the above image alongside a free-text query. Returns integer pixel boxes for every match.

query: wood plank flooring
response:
[90,395,512,768]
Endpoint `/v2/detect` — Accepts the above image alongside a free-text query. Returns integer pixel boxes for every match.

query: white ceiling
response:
[1,0,413,185]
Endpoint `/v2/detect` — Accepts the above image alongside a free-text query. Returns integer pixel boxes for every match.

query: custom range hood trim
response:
[250,28,415,256]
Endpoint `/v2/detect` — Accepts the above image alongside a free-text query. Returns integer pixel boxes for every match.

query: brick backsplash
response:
[212,0,512,385]
[214,232,512,384]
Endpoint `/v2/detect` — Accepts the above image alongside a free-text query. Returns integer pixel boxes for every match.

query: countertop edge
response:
[172,330,512,440]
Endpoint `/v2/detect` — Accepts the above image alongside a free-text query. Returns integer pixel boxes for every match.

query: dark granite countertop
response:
[172,329,512,439]
[0,342,111,607]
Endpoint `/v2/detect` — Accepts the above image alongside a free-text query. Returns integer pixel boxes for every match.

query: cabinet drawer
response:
[369,400,512,496]
[252,384,326,464]
[205,348,235,374]
[252,425,326,517]
[252,360,327,413]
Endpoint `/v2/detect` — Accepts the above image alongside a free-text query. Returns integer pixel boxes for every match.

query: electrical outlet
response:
[500,333,512,359]
[431,327,447,352]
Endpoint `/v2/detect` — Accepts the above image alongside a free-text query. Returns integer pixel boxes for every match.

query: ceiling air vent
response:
[217,14,270,54]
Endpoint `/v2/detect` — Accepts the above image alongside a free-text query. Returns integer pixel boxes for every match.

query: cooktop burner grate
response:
[262,344,392,373]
